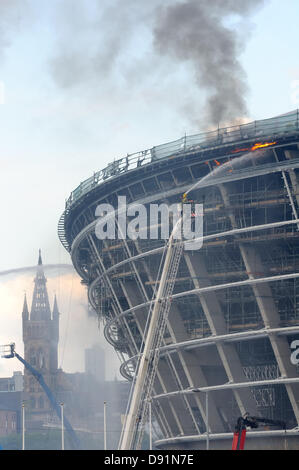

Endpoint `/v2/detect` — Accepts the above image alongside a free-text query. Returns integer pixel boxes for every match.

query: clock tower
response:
[22,250,60,422]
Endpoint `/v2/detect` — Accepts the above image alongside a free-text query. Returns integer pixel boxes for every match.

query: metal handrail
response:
[64,109,299,211]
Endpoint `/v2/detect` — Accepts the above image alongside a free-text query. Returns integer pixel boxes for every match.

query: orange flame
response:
[250,141,277,151]
[232,147,250,154]
[232,141,277,154]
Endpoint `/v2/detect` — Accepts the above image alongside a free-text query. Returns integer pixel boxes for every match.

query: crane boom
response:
[1,343,80,450]
[232,413,286,450]
[119,211,184,450]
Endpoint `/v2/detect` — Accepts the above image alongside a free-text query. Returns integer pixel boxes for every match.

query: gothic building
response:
[22,250,60,423]
[19,251,130,446]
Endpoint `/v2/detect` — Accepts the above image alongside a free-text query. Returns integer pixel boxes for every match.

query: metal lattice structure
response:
[59,110,299,449]
[119,236,184,450]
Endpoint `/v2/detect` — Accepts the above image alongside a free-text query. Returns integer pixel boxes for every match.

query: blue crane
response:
[0,343,80,450]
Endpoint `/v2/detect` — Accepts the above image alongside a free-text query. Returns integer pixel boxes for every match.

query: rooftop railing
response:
[64,109,299,211]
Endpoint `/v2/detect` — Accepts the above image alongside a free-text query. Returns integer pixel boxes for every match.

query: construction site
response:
[58,109,299,450]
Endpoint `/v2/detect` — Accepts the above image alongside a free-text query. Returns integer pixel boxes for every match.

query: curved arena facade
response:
[59,110,299,449]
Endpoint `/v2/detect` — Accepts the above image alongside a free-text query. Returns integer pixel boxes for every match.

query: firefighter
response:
[182,192,188,204]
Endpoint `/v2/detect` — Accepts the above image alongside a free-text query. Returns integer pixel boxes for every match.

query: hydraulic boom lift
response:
[0,343,80,450]
[232,413,286,450]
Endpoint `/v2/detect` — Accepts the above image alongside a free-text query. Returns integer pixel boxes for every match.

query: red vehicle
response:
[232,413,286,450]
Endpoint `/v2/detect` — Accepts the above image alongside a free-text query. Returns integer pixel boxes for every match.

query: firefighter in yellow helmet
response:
[182,192,188,204]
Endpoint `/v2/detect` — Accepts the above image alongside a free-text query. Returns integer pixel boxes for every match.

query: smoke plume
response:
[0,264,74,278]
[153,0,266,126]
[0,0,29,60]
[50,0,266,128]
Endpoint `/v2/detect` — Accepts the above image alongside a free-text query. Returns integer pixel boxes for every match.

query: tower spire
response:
[22,251,60,420]
[38,248,42,266]
[53,294,59,317]
[52,294,59,342]
[22,293,29,321]
[30,249,51,321]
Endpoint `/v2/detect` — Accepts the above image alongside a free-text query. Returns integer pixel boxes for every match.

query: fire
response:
[232,147,250,154]
[232,141,277,154]
[250,141,277,151]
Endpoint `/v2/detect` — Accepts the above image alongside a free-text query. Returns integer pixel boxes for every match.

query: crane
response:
[232,413,286,450]
[119,204,186,450]
[0,343,80,450]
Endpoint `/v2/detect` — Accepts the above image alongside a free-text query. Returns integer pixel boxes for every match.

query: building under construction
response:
[58,110,299,449]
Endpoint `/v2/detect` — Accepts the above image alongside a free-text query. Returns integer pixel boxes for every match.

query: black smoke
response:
[49,0,266,128]
[153,0,266,126]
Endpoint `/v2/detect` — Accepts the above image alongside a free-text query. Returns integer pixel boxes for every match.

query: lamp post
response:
[148,400,152,451]
[205,391,209,450]
[22,401,25,451]
[104,401,107,450]
[61,403,64,450]
[193,390,209,450]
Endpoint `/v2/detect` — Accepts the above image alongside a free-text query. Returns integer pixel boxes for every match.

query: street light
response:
[148,400,152,450]
[61,403,64,451]
[193,389,209,450]
[22,401,25,451]
[104,401,107,450]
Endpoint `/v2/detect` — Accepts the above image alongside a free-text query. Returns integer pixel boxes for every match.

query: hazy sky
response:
[0,264,122,378]
[1,0,299,376]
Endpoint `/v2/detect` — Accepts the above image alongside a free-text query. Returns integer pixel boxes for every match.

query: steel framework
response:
[59,110,299,449]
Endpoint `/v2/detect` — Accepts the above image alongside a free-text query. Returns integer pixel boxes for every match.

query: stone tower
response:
[22,250,60,423]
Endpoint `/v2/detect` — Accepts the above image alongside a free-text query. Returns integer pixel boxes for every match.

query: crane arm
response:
[232,413,286,450]
[14,351,80,450]
[242,414,286,430]
[1,344,80,450]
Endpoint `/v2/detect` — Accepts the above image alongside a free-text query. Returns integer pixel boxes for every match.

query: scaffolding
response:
[59,111,299,449]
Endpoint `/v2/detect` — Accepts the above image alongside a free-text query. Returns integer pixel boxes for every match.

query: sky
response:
[0,0,299,377]
[0,262,122,378]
